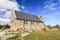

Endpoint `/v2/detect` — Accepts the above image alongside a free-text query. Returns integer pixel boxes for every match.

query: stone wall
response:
[15,20,24,31]
[10,10,45,31]
[24,21,44,31]
[10,10,16,31]
[10,19,45,31]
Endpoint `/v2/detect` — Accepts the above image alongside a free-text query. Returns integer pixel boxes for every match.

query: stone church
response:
[10,9,46,32]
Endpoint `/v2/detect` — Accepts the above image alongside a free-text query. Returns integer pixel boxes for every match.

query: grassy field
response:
[7,31,60,40]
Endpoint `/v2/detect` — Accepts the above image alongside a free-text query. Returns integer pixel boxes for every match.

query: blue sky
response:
[0,0,60,25]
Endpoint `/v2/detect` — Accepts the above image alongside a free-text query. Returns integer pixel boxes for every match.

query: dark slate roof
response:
[14,10,43,22]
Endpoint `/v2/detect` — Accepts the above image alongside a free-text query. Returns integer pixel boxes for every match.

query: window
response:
[24,20,28,24]
[31,21,32,24]
[32,22,34,25]
[24,20,25,24]
[26,21,28,24]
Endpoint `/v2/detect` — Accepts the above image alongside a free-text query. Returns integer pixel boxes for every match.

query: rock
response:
[21,32,30,37]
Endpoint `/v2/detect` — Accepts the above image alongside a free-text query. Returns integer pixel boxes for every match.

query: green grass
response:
[7,31,60,40]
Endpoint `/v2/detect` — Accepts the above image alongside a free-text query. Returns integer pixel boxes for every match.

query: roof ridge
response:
[14,10,43,22]
[14,10,38,17]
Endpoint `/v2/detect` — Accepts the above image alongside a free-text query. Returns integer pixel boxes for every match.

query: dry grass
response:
[7,31,60,40]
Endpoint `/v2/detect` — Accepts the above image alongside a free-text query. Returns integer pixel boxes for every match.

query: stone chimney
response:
[39,16,43,21]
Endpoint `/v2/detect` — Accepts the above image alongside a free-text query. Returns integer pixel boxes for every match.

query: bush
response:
[42,28,46,31]
[4,24,10,29]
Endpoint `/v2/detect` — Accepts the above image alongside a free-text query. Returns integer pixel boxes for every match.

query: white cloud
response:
[44,3,56,9]
[50,7,56,10]
[0,0,8,8]
[0,0,20,25]
[44,2,57,11]
[44,3,56,8]
[44,14,55,20]
[0,8,7,11]
[44,0,57,11]
[0,8,11,19]
[21,6,25,9]
[8,1,20,11]
[0,18,10,25]
[0,0,20,11]
[3,11,11,19]
[44,12,60,26]
[44,12,60,20]
[0,9,11,25]
[44,0,53,4]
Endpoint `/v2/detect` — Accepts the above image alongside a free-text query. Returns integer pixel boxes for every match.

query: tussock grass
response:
[7,31,60,40]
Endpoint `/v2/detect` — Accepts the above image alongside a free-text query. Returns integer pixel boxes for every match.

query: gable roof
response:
[14,10,43,22]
